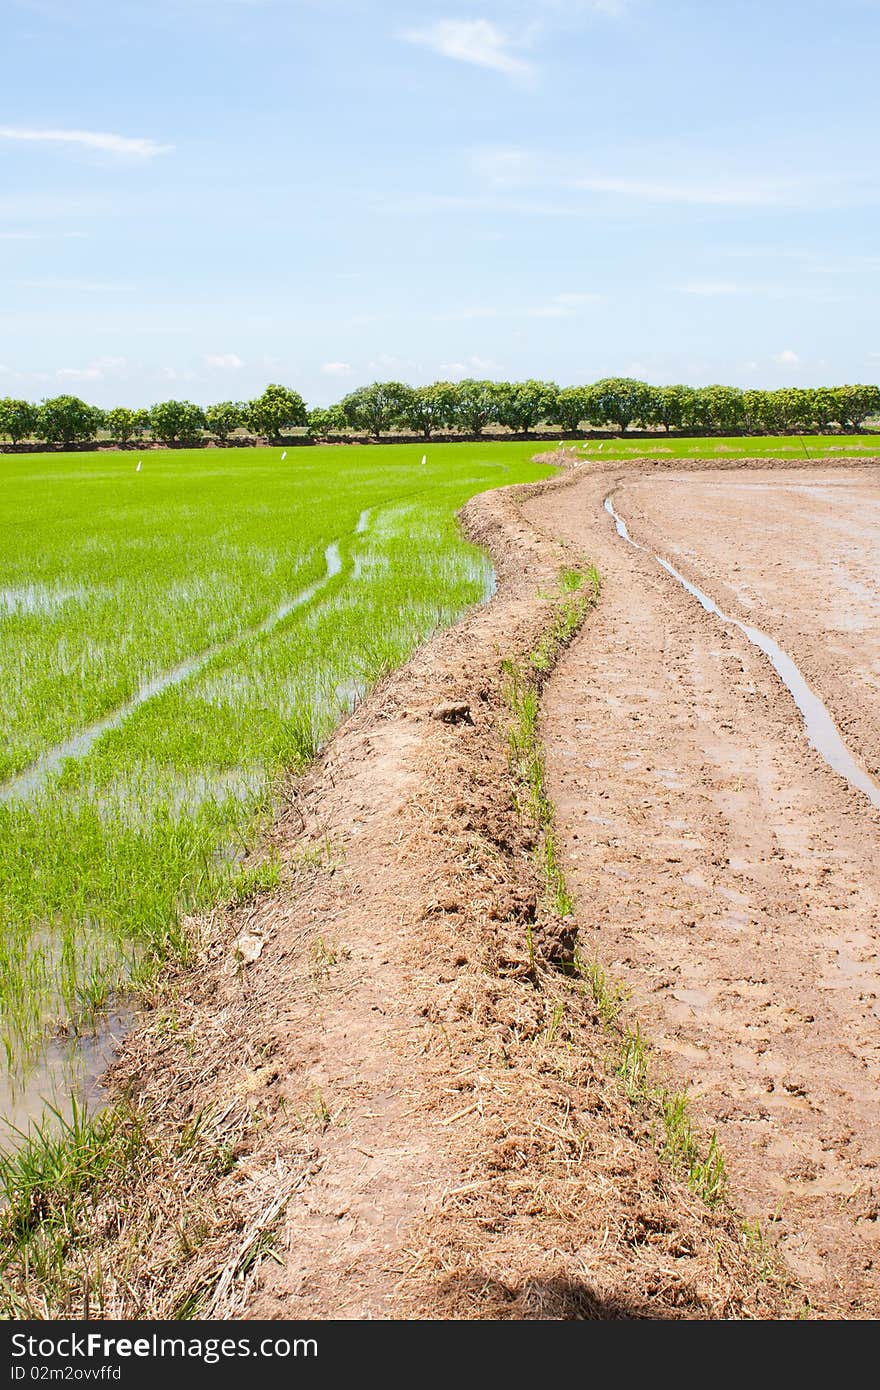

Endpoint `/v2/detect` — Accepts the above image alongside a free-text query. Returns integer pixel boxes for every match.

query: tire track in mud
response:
[529,464,880,1315]
[603,491,880,813]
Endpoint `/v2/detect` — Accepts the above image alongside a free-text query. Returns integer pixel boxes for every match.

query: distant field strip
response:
[0,443,552,1088]
[579,434,879,461]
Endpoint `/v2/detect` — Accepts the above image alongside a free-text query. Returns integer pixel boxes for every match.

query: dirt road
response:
[528,464,880,1314]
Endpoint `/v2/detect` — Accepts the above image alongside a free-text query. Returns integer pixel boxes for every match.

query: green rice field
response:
[578,433,879,460]
[0,441,556,1122]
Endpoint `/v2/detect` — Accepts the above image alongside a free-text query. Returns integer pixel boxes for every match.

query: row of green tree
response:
[0,385,307,447]
[1,378,879,448]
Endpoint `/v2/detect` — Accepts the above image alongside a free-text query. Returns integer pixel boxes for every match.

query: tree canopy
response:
[37,396,104,447]
[2,378,879,452]
[247,384,307,440]
[148,400,206,447]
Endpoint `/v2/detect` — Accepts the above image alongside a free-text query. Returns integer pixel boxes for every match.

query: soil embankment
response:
[528,462,880,1315]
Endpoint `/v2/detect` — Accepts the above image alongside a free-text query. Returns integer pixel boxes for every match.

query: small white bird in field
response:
[281,450,288,460]
[421,454,427,466]
[136,460,142,472]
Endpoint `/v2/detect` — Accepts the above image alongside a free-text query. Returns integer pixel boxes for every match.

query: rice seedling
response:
[659,1090,728,1205]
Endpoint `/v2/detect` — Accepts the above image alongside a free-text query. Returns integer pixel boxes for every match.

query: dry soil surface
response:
[527,462,880,1315]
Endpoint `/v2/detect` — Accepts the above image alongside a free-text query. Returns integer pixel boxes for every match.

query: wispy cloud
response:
[55,357,128,383]
[437,293,601,323]
[0,229,86,241]
[673,278,845,304]
[15,277,133,291]
[471,146,834,209]
[531,290,602,316]
[438,355,501,378]
[56,365,104,382]
[538,0,630,12]
[159,365,197,383]
[572,174,801,207]
[321,361,352,375]
[718,246,880,275]
[677,280,743,296]
[399,20,534,82]
[204,352,244,369]
[773,348,800,366]
[435,305,500,322]
[0,127,172,159]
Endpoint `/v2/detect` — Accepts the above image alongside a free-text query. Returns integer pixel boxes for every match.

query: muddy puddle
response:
[0,1006,133,1144]
[604,494,880,814]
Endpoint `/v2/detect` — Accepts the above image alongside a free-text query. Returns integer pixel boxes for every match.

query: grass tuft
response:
[659,1090,727,1205]
[502,563,600,925]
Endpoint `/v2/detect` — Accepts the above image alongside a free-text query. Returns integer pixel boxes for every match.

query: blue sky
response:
[1,0,878,407]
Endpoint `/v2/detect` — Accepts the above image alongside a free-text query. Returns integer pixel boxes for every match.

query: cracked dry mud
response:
[529,463,880,1314]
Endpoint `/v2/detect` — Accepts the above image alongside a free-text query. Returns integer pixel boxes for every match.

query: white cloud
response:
[0,127,172,159]
[471,146,813,208]
[572,174,799,206]
[205,353,244,369]
[540,0,629,12]
[773,349,801,366]
[439,293,600,323]
[57,365,104,382]
[531,290,601,316]
[0,229,85,241]
[159,366,197,382]
[54,356,129,383]
[367,352,414,374]
[321,360,352,375]
[436,305,500,322]
[437,355,501,379]
[16,277,132,292]
[677,281,742,296]
[554,291,601,304]
[673,277,845,305]
[399,20,535,82]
